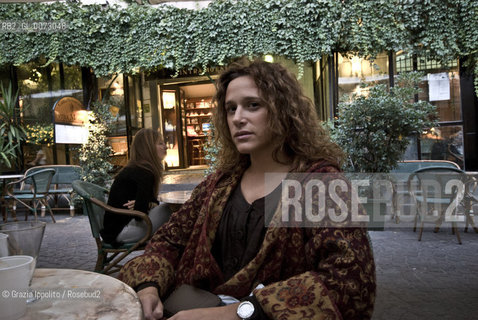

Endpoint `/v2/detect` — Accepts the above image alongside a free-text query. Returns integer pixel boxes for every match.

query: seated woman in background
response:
[120,59,376,320]
[27,148,47,167]
[101,128,172,246]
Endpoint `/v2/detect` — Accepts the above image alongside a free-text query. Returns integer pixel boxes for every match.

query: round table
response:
[159,190,192,212]
[20,268,143,319]
[159,190,192,204]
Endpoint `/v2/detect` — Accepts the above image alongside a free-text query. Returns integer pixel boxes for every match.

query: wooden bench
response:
[18,165,82,216]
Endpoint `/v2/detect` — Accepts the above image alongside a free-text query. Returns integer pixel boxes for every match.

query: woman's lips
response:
[234,131,253,140]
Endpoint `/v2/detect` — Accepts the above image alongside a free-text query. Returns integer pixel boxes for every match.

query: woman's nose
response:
[232,106,245,125]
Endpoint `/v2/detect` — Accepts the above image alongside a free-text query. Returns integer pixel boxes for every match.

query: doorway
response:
[159,81,216,169]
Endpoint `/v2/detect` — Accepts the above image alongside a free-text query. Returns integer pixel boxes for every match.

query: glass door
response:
[159,86,183,168]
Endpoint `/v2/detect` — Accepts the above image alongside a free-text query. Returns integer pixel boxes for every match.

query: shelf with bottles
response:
[184,97,213,110]
[186,124,208,138]
[184,98,214,116]
[185,110,213,118]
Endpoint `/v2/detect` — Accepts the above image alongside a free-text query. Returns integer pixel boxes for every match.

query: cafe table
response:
[159,190,192,212]
[20,268,143,319]
[0,174,24,222]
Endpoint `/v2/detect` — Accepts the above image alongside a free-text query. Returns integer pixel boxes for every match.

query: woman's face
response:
[156,139,167,160]
[225,76,273,157]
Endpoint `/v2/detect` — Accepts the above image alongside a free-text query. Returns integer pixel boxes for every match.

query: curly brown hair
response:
[212,58,343,172]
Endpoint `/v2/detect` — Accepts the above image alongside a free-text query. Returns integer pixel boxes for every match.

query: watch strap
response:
[240,295,268,320]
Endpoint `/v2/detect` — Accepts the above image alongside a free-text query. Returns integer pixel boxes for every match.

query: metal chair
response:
[464,175,478,233]
[390,160,461,223]
[47,165,82,216]
[72,180,152,275]
[5,168,56,223]
[408,167,466,244]
[11,165,82,218]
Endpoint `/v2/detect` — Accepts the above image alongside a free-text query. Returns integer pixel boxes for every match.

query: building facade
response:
[1,51,476,172]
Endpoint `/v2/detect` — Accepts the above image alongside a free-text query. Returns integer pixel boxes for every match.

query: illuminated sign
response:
[53,97,89,144]
[53,97,88,125]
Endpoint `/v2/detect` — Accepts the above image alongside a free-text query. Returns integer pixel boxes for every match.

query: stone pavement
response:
[22,211,477,320]
[3,169,478,319]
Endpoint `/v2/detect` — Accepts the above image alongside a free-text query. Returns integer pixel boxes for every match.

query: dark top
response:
[100,165,157,246]
[137,181,281,319]
[212,182,281,282]
[211,183,281,320]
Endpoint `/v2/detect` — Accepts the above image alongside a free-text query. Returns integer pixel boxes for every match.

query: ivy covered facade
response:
[0,0,477,170]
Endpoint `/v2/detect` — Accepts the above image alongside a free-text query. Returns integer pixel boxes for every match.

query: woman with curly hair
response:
[120,58,376,320]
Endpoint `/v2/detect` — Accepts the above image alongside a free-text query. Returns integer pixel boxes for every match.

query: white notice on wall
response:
[55,124,89,144]
[428,72,450,101]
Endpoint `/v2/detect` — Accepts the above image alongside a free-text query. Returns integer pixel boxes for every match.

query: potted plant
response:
[77,102,114,187]
[329,71,438,229]
[0,83,26,172]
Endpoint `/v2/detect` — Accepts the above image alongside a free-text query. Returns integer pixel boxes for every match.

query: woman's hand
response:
[167,304,240,320]
[123,200,135,210]
[137,286,164,320]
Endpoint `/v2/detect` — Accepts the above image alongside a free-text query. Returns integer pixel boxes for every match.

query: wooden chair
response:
[5,168,56,223]
[72,180,152,275]
[408,166,466,244]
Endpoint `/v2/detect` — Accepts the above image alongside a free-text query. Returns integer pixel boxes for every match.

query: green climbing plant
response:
[0,0,475,94]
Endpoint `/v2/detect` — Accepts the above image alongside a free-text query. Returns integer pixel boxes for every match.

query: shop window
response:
[16,59,83,125]
[98,74,126,136]
[396,52,463,166]
[127,75,143,130]
[13,60,83,166]
[63,64,83,90]
[420,125,464,167]
[337,52,390,101]
[161,90,180,167]
[396,53,458,73]
[396,52,461,122]
[108,136,128,169]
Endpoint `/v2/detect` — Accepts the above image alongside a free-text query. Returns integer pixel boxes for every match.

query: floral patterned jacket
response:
[119,161,376,320]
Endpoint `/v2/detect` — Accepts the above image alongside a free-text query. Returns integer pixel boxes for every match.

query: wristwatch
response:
[237,300,255,320]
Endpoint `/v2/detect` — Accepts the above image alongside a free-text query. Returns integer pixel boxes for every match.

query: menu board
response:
[54,124,88,144]
[428,72,450,101]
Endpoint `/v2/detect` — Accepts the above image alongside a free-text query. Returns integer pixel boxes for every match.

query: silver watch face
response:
[237,301,255,319]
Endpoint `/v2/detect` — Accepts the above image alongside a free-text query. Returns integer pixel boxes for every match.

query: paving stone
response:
[3,174,476,319]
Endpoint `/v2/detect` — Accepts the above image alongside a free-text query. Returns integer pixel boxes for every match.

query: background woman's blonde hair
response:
[124,128,163,196]
[212,58,343,172]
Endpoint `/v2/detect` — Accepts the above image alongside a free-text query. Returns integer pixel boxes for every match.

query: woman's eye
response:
[226,105,236,113]
[248,102,260,109]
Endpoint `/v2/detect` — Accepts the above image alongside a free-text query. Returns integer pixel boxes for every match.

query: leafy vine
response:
[0,0,476,93]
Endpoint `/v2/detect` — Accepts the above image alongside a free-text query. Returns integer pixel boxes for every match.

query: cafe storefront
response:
[1,52,477,171]
[315,51,477,170]
[141,56,316,170]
